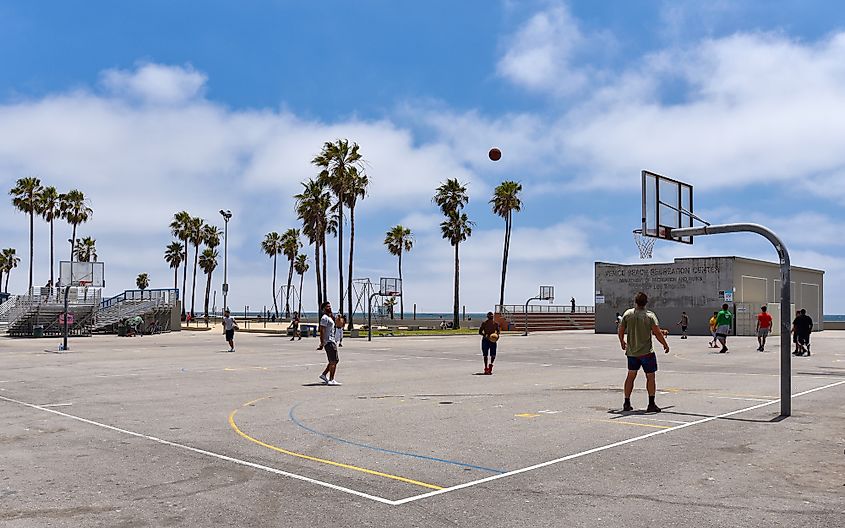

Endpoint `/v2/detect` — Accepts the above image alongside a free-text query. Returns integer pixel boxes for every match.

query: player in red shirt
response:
[756,306,773,352]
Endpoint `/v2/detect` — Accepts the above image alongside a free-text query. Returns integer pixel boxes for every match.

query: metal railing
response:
[497,304,594,315]
[101,288,179,309]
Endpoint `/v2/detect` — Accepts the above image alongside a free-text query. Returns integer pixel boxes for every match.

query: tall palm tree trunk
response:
[398,250,404,319]
[298,270,305,317]
[272,253,279,318]
[173,266,178,289]
[498,214,511,311]
[453,243,460,329]
[337,199,344,314]
[181,240,188,316]
[347,204,355,330]
[28,211,34,292]
[190,244,199,317]
[204,270,212,318]
[70,224,77,262]
[49,219,54,286]
[314,241,322,310]
[285,259,294,318]
[321,234,328,302]
[5,273,10,293]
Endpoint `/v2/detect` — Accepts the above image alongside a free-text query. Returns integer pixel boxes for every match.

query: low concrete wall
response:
[823,321,845,331]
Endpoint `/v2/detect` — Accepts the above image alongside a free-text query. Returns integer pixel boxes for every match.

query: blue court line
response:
[288,403,505,474]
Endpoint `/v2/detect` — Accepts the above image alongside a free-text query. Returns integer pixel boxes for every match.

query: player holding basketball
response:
[618,292,670,413]
[318,302,341,385]
[478,311,500,374]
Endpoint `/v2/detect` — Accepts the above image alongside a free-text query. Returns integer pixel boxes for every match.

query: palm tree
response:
[384,297,397,319]
[294,254,309,317]
[60,189,92,262]
[74,237,97,262]
[491,181,523,310]
[295,179,331,310]
[281,228,302,319]
[261,231,284,318]
[9,177,43,292]
[164,242,184,290]
[198,248,218,319]
[202,224,222,250]
[434,179,472,329]
[136,272,149,299]
[186,216,205,318]
[169,211,191,316]
[384,225,414,319]
[342,167,369,329]
[2,248,21,293]
[37,186,61,286]
[312,139,364,318]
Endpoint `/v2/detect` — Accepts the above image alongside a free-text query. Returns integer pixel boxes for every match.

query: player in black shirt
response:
[792,309,814,357]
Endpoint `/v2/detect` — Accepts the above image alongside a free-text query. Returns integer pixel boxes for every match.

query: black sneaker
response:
[646,404,662,413]
[623,402,633,412]
[719,347,728,353]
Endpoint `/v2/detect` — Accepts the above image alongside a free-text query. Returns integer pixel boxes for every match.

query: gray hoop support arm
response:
[670,223,792,417]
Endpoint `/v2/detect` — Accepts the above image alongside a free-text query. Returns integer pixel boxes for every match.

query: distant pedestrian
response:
[289,311,301,341]
[792,309,814,357]
[318,302,341,385]
[708,312,718,348]
[479,311,500,375]
[615,312,622,328]
[570,297,576,313]
[618,292,670,413]
[715,304,733,353]
[756,306,773,352]
[222,309,238,352]
[792,310,801,354]
[676,312,689,339]
[335,314,345,347]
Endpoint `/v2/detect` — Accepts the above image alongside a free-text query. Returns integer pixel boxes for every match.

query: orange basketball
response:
[488,147,502,161]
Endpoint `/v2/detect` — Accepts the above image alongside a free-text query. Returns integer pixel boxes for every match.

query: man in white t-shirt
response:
[318,301,340,385]
[222,309,238,352]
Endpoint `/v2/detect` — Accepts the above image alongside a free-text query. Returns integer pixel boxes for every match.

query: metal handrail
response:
[497,304,594,315]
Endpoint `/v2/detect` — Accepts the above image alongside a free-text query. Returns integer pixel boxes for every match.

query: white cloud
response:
[497,4,589,94]
[101,63,207,104]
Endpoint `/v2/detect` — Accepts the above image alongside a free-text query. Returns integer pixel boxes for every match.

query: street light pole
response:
[219,209,232,313]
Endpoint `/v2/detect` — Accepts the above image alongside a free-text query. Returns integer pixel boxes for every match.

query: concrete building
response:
[595,257,824,336]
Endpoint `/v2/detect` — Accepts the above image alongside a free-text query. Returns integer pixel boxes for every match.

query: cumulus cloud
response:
[101,63,207,104]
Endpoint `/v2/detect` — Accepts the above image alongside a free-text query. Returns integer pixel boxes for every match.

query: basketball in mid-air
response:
[488,147,502,161]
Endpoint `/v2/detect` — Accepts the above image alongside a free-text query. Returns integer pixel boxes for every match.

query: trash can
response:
[32,325,44,338]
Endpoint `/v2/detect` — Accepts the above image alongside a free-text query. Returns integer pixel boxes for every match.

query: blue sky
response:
[2,1,845,314]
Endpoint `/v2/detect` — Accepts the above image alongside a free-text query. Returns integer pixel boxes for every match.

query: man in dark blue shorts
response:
[478,312,500,375]
[618,292,670,412]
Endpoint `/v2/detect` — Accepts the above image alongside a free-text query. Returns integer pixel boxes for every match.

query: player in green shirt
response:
[617,292,670,413]
[715,303,733,353]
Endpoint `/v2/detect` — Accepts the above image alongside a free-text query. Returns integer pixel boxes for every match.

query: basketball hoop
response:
[632,229,656,259]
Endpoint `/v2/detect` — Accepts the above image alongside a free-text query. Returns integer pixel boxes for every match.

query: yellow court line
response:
[228,409,444,491]
[593,419,672,430]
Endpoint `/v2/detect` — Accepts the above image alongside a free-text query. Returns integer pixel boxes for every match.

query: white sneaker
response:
[229,348,234,353]
[327,379,341,386]
[319,374,329,384]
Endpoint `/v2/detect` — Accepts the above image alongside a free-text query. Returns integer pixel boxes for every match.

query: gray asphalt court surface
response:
[1,329,844,527]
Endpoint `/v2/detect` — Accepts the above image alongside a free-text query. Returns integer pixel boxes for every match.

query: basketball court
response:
[2,329,843,526]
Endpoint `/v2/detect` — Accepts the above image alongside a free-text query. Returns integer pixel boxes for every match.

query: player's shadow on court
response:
[301,382,329,387]
[607,407,676,416]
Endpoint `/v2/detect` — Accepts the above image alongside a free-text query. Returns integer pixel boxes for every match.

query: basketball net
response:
[632,229,655,259]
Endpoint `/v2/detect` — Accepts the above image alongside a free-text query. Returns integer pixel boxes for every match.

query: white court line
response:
[713,396,774,402]
[0,394,395,505]
[3,379,844,507]
[390,379,845,506]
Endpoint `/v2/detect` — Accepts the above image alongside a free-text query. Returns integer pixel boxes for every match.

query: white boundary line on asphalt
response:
[3,379,844,507]
[0,395,396,505]
[389,379,845,505]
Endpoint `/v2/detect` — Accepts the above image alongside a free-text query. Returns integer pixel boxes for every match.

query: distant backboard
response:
[642,170,694,244]
[539,285,554,301]
[379,277,402,297]
[59,261,105,287]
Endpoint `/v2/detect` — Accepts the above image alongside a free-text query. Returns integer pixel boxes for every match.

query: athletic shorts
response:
[716,324,731,337]
[225,329,234,341]
[797,332,811,345]
[627,353,658,373]
[324,342,339,363]
[757,328,770,338]
[681,326,688,332]
[481,338,497,358]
